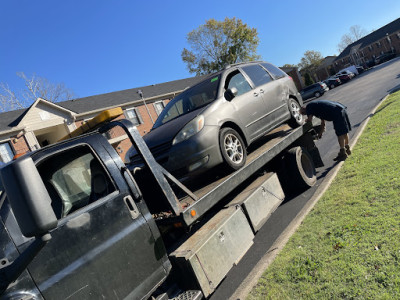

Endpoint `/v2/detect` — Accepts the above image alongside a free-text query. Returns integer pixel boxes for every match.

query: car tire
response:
[283,146,316,192]
[287,98,304,128]
[330,84,335,89]
[219,128,246,171]
[314,91,321,98]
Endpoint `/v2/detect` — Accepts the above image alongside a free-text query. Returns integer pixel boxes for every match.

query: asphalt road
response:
[210,57,400,300]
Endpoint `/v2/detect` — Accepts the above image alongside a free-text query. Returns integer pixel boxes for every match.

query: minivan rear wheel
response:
[287,99,304,128]
[219,128,246,171]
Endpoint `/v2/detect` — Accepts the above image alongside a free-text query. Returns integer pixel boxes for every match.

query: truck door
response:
[24,142,169,299]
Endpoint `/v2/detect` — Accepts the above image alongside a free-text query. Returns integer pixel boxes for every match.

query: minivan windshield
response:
[152,75,221,129]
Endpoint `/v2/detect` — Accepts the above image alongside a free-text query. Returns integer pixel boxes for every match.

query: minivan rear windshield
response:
[153,75,221,129]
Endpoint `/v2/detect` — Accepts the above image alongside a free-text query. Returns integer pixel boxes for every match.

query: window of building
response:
[376,42,381,48]
[368,45,373,52]
[397,32,400,39]
[125,108,143,126]
[0,142,14,163]
[154,101,165,116]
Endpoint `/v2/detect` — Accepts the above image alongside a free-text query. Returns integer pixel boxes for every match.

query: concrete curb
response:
[230,95,389,300]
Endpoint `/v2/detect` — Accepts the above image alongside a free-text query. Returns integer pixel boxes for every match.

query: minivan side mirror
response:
[0,156,57,237]
[224,87,238,101]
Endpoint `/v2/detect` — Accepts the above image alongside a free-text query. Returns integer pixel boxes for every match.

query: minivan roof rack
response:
[223,60,265,70]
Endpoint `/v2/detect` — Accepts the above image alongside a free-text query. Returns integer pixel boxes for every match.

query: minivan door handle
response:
[253,92,259,97]
[124,195,140,219]
[259,89,264,94]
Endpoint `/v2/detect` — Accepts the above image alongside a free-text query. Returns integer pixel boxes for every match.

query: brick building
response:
[333,18,400,72]
[315,56,337,81]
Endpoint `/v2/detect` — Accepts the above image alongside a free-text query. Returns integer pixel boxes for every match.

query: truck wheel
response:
[287,98,304,128]
[219,128,246,171]
[284,146,316,191]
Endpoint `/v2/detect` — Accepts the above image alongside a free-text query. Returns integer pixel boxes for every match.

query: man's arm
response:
[318,119,326,138]
[306,114,313,123]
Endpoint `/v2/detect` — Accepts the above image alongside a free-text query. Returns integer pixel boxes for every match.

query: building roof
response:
[0,109,27,132]
[335,17,400,61]
[58,76,206,114]
[318,56,337,69]
[0,75,205,133]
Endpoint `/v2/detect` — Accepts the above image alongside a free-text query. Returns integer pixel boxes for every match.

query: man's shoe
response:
[345,145,352,156]
[333,149,348,161]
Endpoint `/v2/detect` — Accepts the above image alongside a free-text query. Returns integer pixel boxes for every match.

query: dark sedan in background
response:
[300,82,329,101]
[323,78,341,89]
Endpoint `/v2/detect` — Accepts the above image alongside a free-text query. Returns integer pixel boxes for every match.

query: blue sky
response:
[1,0,400,100]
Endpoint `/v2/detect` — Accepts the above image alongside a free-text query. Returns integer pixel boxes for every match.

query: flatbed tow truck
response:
[0,108,322,299]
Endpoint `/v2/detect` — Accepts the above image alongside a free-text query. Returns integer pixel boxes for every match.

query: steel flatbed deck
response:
[114,118,320,227]
[178,121,320,226]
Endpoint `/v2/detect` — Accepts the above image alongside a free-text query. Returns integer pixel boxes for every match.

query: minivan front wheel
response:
[314,91,321,98]
[219,128,246,170]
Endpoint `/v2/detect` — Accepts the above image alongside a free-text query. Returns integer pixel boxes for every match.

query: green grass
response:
[248,91,400,300]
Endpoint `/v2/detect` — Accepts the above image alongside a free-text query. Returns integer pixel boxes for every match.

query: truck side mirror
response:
[0,156,58,292]
[224,87,238,101]
[0,156,57,237]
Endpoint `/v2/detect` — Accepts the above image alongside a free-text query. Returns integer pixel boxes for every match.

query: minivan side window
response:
[261,63,287,79]
[225,71,252,96]
[37,146,116,219]
[241,65,273,87]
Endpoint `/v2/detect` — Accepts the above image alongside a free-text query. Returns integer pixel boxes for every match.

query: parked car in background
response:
[338,65,359,76]
[336,73,352,83]
[127,61,304,180]
[323,77,341,89]
[300,82,329,101]
[335,70,355,79]
[355,65,365,74]
[374,52,396,65]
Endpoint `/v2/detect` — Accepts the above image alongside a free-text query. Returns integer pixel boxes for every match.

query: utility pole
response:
[138,89,154,124]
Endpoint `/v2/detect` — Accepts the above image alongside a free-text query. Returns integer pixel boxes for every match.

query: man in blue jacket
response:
[300,100,352,161]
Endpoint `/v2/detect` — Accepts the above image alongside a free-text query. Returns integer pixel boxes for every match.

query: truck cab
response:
[0,128,171,299]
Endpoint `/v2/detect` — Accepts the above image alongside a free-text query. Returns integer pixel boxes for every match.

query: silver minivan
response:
[127,61,304,179]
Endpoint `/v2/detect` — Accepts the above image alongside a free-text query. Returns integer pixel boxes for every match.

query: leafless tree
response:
[338,25,368,53]
[0,72,75,112]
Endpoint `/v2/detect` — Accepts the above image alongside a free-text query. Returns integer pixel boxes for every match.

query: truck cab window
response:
[37,146,115,219]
